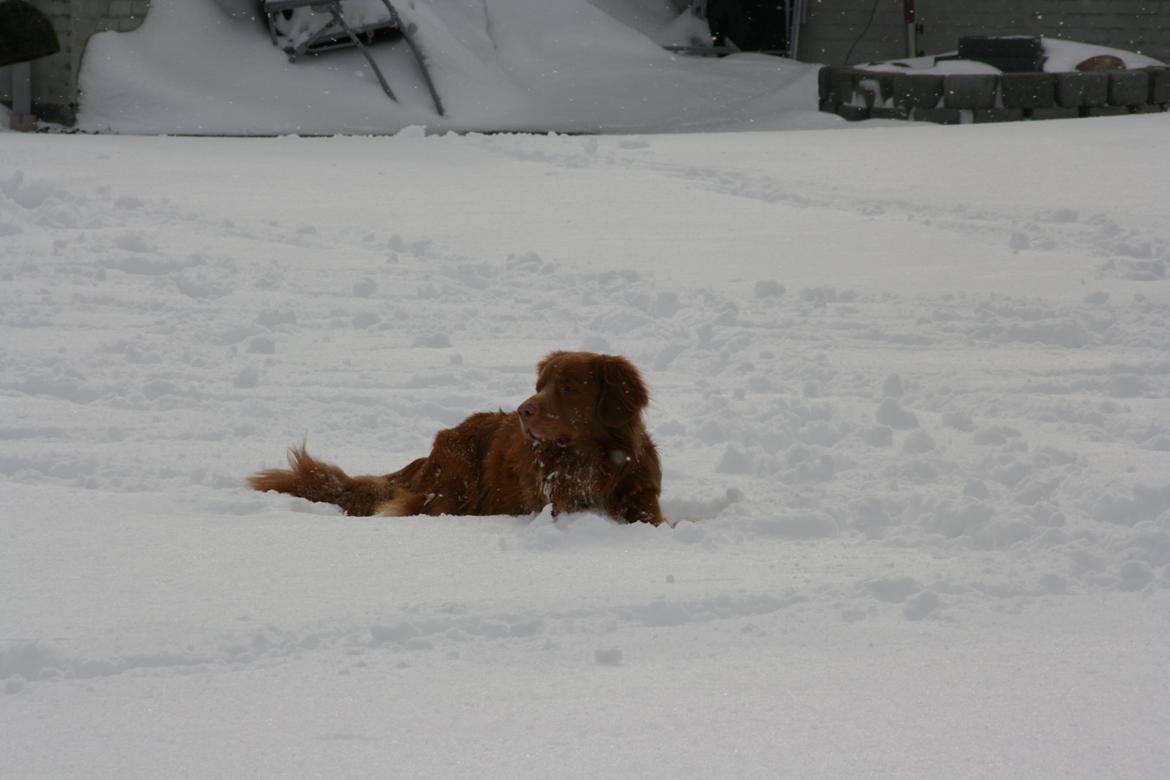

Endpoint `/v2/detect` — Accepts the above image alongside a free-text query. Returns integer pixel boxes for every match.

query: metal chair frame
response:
[262,0,444,116]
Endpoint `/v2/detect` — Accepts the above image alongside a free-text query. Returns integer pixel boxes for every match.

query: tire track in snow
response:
[0,589,807,690]
[470,135,1170,280]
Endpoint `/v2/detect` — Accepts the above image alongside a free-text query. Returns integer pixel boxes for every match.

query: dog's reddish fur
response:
[248,351,664,525]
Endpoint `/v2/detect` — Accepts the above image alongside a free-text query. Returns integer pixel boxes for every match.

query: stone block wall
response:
[819,64,1170,124]
[799,0,1170,66]
[1,0,149,125]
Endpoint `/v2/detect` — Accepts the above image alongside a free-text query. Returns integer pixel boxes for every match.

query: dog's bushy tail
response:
[247,446,394,516]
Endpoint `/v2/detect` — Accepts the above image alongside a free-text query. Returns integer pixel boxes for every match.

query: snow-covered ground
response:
[3,111,1170,776]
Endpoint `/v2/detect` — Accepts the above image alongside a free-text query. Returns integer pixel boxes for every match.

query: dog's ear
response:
[595,355,649,422]
[537,351,567,385]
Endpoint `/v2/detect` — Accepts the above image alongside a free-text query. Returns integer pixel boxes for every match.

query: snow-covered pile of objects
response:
[263,0,399,53]
[3,113,1170,775]
[78,0,821,134]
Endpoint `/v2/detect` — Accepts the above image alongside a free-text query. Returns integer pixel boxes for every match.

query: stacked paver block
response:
[819,65,1170,124]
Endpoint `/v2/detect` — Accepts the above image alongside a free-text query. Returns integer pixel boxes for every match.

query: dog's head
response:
[517,351,649,446]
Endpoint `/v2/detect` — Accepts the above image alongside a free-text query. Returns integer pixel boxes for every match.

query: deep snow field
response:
[3,115,1170,776]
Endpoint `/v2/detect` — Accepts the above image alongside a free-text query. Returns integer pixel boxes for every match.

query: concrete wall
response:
[1,0,149,125]
[798,0,1170,66]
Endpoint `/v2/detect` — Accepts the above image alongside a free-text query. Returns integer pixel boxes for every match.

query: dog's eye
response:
[561,383,574,393]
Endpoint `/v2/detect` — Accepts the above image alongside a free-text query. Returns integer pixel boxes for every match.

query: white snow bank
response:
[79,0,822,134]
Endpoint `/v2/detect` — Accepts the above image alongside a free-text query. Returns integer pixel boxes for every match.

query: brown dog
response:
[248,351,664,525]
